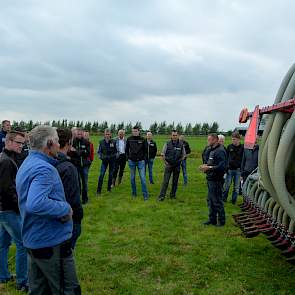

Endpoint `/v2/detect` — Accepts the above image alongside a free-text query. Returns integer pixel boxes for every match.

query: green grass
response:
[2,136,295,294]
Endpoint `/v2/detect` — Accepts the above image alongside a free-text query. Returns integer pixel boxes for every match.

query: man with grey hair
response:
[113,129,127,186]
[97,128,117,194]
[218,134,225,146]
[16,125,81,295]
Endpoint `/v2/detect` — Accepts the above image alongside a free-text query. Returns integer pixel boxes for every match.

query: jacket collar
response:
[30,150,58,166]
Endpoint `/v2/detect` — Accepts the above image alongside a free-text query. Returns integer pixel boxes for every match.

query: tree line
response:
[9,120,232,135]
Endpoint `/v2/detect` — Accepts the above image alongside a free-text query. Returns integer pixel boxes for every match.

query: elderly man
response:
[16,126,81,295]
[0,120,11,153]
[97,129,117,194]
[0,131,28,292]
[158,130,186,201]
[113,129,127,186]
[144,131,157,184]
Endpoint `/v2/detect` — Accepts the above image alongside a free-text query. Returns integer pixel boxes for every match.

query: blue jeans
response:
[128,160,148,200]
[71,222,81,250]
[78,166,89,203]
[145,158,155,183]
[181,159,188,184]
[97,160,115,192]
[223,169,241,204]
[0,211,28,285]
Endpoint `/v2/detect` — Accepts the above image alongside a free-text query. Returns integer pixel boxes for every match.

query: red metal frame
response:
[239,98,295,149]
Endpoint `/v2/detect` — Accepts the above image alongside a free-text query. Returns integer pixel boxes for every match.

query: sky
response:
[1,0,295,130]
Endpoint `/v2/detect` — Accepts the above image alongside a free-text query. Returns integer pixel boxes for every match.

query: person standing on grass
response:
[126,126,149,200]
[84,131,94,166]
[0,131,28,292]
[158,130,186,201]
[223,132,244,204]
[241,140,259,182]
[218,134,225,147]
[97,129,117,194]
[144,131,157,184]
[113,129,127,186]
[179,135,191,185]
[200,133,227,226]
[0,120,11,153]
[16,125,81,295]
[71,129,91,204]
[56,128,83,249]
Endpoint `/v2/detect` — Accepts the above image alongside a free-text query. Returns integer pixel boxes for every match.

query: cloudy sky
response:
[1,0,294,130]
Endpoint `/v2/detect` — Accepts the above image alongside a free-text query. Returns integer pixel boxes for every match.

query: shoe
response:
[170,196,176,199]
[203,221,216,225]
[16,282,29,293]
[158,197,165,201]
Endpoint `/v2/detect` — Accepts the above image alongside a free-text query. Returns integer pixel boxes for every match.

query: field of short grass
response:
[2,135,295,294]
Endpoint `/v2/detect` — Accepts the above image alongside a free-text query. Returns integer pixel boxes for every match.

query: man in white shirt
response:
[113,130,127,185]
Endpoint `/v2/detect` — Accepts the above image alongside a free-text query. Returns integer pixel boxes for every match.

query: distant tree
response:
[110,123,117,134]
[209,121,219,133]
[166,122,175,134]
[125,122,132,134]
[176,122,183,134]
[192,123,201,135]
[149,121,158,134]
[201,123,210,135]
[117,122,125,131]
[184,123,193,135]
[158,121,167,134]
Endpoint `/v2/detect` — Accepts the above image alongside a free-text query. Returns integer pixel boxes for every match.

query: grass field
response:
[2,136,295,294]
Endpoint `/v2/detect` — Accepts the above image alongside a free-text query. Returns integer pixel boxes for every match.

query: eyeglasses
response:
[13,140,25,146]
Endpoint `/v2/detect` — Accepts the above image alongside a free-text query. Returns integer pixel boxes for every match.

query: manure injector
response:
[234,64,295,264]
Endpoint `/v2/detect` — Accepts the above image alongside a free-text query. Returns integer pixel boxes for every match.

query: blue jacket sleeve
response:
[26,167,71,218]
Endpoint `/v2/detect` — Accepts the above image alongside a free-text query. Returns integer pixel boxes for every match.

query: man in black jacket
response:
[97,129,117,194]
[56,129,83,249]
[223,132,244,204]
[158,130,186,201]
[0,120,11,153]
[144,131,157,184]
[241,143,259,181]
[0,131,28,292]
[200,133,227,226]
[71,129,91,204]
[126,126,148,200]
[179,135,191,185]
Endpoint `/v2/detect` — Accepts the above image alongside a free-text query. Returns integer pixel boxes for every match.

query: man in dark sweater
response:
[144,131,157,184]
[241,143,259,181]
[179,135,191,185]
[126,126,148,200]
[158,130,186,201]
[0,120,11,153]
[200,133,227,226]
[56,128,83,249]
[0,131,28,292]
[97,129,117,194]
[223,132,244,204]
[71,129,91,204]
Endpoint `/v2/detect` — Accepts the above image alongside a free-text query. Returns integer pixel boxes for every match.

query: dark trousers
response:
[77,166,89,203]
[207,180,225,225]
[113,154,127,183]
[71,222,81,250]
[97,160,115,192]
[159,164,180,199]
[28,240,81,295]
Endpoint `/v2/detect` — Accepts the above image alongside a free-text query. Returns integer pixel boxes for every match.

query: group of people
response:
[0,119,258,294]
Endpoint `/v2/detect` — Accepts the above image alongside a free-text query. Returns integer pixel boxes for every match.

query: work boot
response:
[203,220,216,225]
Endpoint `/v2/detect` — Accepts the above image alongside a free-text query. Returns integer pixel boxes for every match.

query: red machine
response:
[239,98,295,149]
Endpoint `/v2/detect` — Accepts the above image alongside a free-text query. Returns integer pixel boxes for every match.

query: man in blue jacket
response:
[16,126,81,295]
